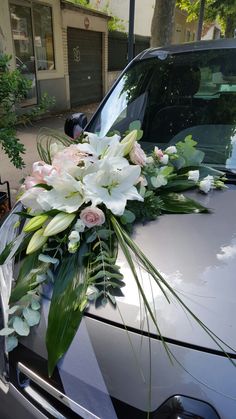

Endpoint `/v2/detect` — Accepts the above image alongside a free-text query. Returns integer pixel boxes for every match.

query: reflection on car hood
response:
[88,186,236,353]
[3,187,236,354]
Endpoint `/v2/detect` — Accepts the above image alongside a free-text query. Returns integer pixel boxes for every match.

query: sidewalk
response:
[0,103,99,204]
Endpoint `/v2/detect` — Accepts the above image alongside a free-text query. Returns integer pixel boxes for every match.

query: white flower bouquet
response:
[0,122,230,376]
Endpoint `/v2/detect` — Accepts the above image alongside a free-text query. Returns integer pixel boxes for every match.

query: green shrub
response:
[0,54,55,169]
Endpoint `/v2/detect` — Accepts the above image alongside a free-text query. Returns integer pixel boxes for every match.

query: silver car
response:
[1,38,236,418]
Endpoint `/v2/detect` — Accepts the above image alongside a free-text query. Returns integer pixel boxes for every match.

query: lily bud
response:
[23,215,48,233]
[120,130,138,156]
[26,228,48,255]
[43,213,76,237]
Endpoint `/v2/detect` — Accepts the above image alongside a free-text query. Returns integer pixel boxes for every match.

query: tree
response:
[151,0,176,47]
[177,0,236,38]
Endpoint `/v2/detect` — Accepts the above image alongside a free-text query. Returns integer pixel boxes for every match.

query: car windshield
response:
[88,48,236,172]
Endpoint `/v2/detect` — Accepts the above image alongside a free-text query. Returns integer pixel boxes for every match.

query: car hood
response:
[87,185,236,353]
[2,187,236,355]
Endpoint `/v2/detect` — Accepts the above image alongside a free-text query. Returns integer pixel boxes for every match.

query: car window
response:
[88,48,236,171]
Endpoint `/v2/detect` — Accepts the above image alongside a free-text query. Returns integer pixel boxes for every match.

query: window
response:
[89,48,236,170]
[185,29,191,42]
[33,3,55,71]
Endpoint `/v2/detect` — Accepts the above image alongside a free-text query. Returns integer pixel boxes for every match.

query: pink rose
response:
[80,207,105,228]
[129,142,146,166]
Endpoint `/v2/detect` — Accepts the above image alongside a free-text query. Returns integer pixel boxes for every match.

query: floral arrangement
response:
[0,122,228,377]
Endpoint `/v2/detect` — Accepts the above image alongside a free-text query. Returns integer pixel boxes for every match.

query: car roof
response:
[136,38,236,61]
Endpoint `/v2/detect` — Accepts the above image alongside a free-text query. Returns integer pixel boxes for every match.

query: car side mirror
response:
[64,112,88,139]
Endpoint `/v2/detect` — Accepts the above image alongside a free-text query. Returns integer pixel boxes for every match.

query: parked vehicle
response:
[1,38,236,418]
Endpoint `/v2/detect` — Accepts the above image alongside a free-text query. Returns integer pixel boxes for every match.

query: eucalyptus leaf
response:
[86,231,97,244]
[7,305,20,315]
[0,327,15,336]
[31,299,41,311]
[101,297,108,307]
[23,307,40,326]
[38,254,59,264]
[6,336,18,352]
[13,317,30,336]
[97,229,113,240]
[120,210,136,225]
[129,120,141,131]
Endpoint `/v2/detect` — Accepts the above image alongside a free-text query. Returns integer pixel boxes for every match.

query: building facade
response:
[90,0,198,43]
[0,0,109,110]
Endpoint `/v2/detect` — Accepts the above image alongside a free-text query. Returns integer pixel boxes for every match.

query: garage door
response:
[67,28,102,107]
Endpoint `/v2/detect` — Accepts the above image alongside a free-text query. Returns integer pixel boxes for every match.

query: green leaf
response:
[13,317,30,336]
[129,120,141,131]
[14,211,34,219]
[17,251,41,283]
[161,179,196,192]
[38,254,59,264]
[0,241,15,265]
[31,299,40,311]
[6,336,18,352]
[34,183,52,190]
[7,305,20,315]
[161,193,209,214]
[86,231,97,243]
[10,259,47,304]
[120,210,136,225]
[0,327,15,336]
[96,229,113,240]
[46,253,84,377]
[176,135,205,167]
[89,270,123,281]
[199,165,225,178]
[23,307,40,326]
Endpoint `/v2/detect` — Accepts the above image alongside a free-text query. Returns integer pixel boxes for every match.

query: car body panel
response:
[1,39,236,418]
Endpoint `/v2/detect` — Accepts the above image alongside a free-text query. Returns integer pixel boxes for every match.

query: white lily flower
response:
[37,171,85,213]
[188,170,200,182]
[20,187,50,212]
[199,175,214,193]
[83,159,143,216]
[80,133,122,159]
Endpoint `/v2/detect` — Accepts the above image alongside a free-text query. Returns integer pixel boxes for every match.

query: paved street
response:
[0,104,98,204]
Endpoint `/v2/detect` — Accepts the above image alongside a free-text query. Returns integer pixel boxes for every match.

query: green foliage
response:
[46,253,85,376]
[0,54,55,169]
[127,191,164,222]
[177,0,236,36]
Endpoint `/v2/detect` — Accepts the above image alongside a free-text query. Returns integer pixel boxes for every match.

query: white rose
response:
[199,175,214,193]
[159,154,169,165]
[165,146,177,154]
[188,170,200,182]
